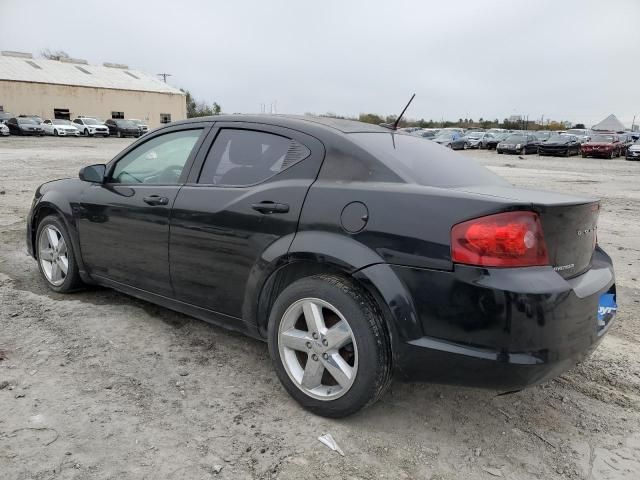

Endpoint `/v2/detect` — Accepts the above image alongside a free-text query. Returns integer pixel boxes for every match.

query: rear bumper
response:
[359,247,615,390]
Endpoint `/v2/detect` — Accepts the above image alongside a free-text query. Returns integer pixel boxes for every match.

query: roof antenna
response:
[392,93,416,130]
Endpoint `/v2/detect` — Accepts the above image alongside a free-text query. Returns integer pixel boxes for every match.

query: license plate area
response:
[597,288,617,335]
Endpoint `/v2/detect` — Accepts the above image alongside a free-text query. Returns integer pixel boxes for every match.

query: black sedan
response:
[538,135,581,157]
[484,132,509,150]
[26,115,616,417]
[105,119,141,138]
[6,117,45,136]
[496,134,539,154]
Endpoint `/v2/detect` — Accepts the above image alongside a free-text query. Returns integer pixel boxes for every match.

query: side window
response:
[198,129,310,186]
[110,129,203,185]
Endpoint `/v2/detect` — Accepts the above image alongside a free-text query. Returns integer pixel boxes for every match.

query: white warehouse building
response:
[0,51,186,128]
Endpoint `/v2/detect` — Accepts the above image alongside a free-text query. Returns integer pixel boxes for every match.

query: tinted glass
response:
[350,133,508,187]
[198,129,308,186]
[116,120,136,128]
[111,129,203,184]
[505,135,526,142]
[18,118,37,124]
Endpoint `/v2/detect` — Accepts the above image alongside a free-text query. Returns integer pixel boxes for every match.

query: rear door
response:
[169,122,324,318]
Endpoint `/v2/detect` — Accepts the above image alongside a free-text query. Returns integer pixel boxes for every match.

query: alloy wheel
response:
[278,298,358,401]
[38,225,68,287]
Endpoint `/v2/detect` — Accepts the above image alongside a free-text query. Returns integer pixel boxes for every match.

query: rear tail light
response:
[451,211,549,267]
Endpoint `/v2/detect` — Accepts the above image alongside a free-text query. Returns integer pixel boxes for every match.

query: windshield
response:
[504,135,526,142]
[466,133,483,139]
[82,118,101,125]
[350,133,508,188]
[130,119,143,125]
[567,129,585,135]
[18,118,37,124]
[435,134,455,140]
[52,120,72,125]
[591,135,614,143]
[116,120,136,128]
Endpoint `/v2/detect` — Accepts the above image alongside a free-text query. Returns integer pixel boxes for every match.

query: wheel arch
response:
[249,228,421,372]
[30,200,91,283]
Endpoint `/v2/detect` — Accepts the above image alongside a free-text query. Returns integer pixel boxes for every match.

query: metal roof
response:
[0,53,184,95]
[592,114,626,132]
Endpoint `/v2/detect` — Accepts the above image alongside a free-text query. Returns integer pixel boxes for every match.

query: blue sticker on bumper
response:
[597,293,617,329]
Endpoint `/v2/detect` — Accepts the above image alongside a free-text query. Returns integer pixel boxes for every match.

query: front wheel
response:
[54,129,58,136]
[36,215,83,292]
[117,131,122,138]
[268,275,392,418]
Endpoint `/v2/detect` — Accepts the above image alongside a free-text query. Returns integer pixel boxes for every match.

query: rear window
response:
[349,133,508,187]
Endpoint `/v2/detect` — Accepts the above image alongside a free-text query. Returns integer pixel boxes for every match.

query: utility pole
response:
[632,114,637,131]
[157,73,172,83]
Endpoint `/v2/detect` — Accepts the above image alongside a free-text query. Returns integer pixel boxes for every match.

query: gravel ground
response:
[1,136,639,480]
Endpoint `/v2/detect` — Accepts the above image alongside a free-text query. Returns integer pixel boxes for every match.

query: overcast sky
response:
[1,0,639,126]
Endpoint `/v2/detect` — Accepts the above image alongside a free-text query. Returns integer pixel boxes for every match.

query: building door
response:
[54,109,70,120]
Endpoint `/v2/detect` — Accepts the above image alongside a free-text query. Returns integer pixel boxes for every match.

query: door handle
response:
[143,195,169,206]
[251,201,289,214]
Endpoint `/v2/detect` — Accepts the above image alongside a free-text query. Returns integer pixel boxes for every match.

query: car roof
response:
[169,114,390,134]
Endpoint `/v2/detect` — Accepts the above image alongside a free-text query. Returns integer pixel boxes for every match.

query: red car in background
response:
[581,133,623,159]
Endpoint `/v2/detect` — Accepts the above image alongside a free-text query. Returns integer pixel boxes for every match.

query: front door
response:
[78,125,208,295]
[169,123,324,318]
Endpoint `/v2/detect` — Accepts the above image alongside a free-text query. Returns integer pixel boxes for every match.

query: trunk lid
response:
[454,186,599,278]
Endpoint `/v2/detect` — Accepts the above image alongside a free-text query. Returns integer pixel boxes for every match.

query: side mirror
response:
[79,164,106,183]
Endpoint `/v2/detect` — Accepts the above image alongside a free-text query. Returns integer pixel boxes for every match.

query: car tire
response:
[268,274,392,418]
[54,129,58,136]
[609,150,614,159]
[117,131,122,138]
[84,128,89,136]
[35,214,83,293]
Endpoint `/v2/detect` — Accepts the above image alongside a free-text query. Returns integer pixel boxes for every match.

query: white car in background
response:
[72,117,110,137]
[0,122,9,136]
[130,119,149,135]
[42,119,81,137]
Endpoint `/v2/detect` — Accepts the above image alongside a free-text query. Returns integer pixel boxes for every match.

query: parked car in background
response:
[450,131,492,150]
[130,119,150,135]
[42,119,81,137]
[0,122,9,136]
[617,133,633,155]
[484,132,509,150]
[581,134,622,158]
[532,131,559,142]
[6,117,45,136]
[412,129,439,139]
[565,129,591,143]
[104,119,141,138]
[0,112,13,124]
[626,141,640,160]
[433,132,463,148]
[538,135,581,157]
[18,114,43,125]
[496,134,539,154]
[72,117,110,137]
[25,114,616,418]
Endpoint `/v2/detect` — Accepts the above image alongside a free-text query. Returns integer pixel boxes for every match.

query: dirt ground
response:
[1,136,639,480]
